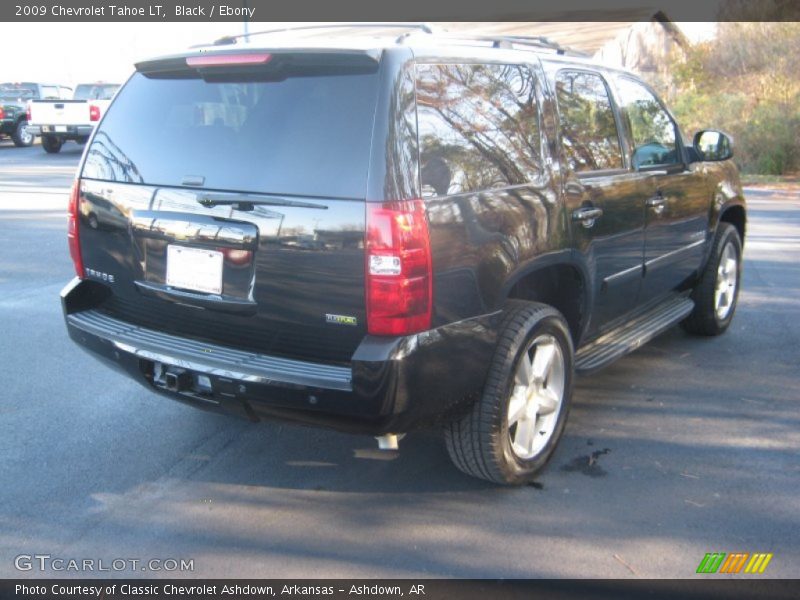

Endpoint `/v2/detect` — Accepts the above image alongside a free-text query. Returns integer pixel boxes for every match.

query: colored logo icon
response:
[697,552,773,574]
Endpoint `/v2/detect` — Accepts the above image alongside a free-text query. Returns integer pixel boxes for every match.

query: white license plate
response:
[54,125,67,132]
[166,245,223,295]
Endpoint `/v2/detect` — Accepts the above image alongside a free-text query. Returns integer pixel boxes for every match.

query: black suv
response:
[62,27,746,484]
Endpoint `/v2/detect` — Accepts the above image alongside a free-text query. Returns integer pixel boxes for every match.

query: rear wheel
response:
[444,301,574,485]
[41,135,63,154]
[12,119,34,147]
[682,223,742,336]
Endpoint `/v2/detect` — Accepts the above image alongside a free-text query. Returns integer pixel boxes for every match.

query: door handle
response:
[646,193,666,215]
[572,206,603,228]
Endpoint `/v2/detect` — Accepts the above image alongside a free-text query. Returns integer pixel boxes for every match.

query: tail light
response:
[67,180,85,278]
[186,52,272,68]
[366,199,432,336]
[0,107,5,120]
[89,105,100,122]
[26,102,31,122]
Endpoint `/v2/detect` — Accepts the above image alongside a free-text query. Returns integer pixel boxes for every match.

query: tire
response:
[76,136,89,145]
[682,223,742,336]
[11,119,34,147]
[444,301,574,485]
[41,135,63,154]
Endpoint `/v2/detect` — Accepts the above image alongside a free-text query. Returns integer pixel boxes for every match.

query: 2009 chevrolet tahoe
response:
[62,26,746,484]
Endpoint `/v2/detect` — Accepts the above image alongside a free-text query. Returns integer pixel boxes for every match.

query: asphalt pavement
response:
[1,140,798,578]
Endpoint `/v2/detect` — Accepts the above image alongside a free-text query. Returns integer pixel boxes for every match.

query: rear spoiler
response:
[136,48,382,77]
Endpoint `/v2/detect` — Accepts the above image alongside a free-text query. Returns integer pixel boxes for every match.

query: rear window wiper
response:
[197,193,328,211]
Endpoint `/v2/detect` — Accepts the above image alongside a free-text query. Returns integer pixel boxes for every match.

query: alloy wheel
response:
[714,242,738,320]
[507,334,566,460]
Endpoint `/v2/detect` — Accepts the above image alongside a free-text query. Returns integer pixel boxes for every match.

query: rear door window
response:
[82,65,380,199]
[555,70,624,173]
[415,63,543,196]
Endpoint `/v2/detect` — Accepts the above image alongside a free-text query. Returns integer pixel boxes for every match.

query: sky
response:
[0,21,717,88]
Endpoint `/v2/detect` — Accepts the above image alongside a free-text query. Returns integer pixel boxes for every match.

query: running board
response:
[575,296,694,374]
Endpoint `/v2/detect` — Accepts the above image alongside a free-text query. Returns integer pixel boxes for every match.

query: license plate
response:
[54,125,67,132]
[166,245,223,295]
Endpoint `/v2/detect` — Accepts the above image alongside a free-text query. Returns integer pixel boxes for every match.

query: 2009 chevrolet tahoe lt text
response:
[62,26,746,484]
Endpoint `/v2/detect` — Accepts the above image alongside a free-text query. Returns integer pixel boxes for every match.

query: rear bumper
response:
[62,278,497,435]
[29,124,93,137]
[1,119,17,135]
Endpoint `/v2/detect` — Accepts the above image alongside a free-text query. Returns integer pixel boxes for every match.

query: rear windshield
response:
[82,67,380,199]
[74,84,119,100]
[0,84,35,101]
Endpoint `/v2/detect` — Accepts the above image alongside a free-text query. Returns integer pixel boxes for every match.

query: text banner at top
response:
[3,0,800,22]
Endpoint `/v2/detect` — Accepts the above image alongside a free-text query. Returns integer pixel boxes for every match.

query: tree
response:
[660,22,800,174]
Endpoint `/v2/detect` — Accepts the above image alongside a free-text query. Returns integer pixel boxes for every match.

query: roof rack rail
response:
[402,32,585,56]
[212,23,436,46]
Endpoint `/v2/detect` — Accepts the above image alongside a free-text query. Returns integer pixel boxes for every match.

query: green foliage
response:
[660,23,800,175]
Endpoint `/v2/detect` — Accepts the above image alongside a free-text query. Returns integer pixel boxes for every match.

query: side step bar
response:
[575,295,694,374]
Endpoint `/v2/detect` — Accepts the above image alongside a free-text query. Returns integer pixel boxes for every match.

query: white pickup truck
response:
[28,83,119,153]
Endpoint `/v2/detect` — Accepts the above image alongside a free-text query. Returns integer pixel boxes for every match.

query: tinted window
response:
[416,63,542,196]
[0,84,35,101]
[555,71,623,172]
[74,84,119,100]
[615,77,679,169]
[82,69,379,198]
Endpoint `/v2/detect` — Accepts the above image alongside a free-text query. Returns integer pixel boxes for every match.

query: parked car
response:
[28,82,120,153]
[0,82,71,147]
[61,27,746,485]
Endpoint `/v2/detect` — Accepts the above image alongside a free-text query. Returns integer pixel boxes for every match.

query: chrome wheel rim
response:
[714,242,738,320]
[19,124,33,145]
[507,334,566,460]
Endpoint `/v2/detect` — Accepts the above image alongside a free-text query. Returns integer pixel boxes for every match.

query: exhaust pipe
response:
[375,433,405,451]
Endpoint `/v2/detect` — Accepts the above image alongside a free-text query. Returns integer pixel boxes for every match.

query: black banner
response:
[2,0,800,22]
[3,579,799,600]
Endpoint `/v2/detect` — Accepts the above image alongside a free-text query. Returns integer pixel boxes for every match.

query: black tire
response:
[76,136,89,145]
[11,119,34,147]
[682,223,742,336]
[444,301,574,485]
[41,135,63,154]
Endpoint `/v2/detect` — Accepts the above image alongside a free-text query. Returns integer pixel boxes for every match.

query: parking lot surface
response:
[1,140,798,577]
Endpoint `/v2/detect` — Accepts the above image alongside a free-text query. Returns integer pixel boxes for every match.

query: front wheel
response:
[12,119,34,147]
[444,301,574,485]
[682,223,742,336]
[41,134,63,154]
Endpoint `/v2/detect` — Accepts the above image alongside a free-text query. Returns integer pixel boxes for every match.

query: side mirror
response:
[693,130,733,161]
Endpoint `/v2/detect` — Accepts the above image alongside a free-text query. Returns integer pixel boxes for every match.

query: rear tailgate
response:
[77,50,381,365]
[30,100,91,126]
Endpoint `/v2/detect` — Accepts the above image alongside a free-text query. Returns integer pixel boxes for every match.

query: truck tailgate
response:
[30,100,90,126]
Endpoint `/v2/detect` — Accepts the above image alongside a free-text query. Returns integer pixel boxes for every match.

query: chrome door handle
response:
[646,194,666,215]
[572,207,603,228]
